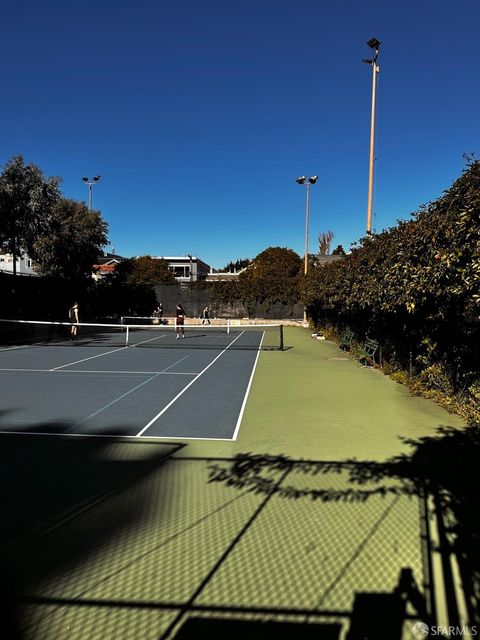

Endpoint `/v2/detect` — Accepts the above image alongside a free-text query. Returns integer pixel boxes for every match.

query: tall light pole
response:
[296,175,318,324]
[362,37,381,235]
[82,175,101,210]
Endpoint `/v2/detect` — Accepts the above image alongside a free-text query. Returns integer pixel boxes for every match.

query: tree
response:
[114,256,176,287]
[239,247,302,306]
[0,155,61,275]
[332,245,346,256]
[31,198,108,281]
[241,247,301,280]
[220,258,251,273]
[318,230,334,256]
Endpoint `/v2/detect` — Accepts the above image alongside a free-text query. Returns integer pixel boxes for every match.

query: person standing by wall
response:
[201,305,211,325]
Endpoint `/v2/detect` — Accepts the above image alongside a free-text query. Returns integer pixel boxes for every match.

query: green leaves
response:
[305,160,480,316]
[31,199,108,280]
[0,155,62,265]
[114,256,176,287]
[239,247,302,306]
[0,155,108,283]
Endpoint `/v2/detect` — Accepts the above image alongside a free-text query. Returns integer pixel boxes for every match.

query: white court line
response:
[0,345,37,353]
[0,368,197,375]
[52,369,197,376]
[49,346,128,370]
[0,368,52,373]
[136,331,245,437]
[231,332,265,441]
[69,355,190,431]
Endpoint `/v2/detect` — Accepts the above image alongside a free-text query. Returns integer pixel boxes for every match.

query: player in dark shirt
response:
[175,304,186,339]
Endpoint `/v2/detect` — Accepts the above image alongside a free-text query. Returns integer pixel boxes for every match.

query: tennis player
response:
[69,302,79,340]
[175,304,186,339]
[201,305,211,325]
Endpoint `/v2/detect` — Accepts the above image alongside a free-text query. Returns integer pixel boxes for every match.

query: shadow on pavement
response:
[0,423,183,639]
[204,424,480,638]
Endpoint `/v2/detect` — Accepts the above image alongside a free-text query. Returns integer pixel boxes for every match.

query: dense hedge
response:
[303,160,480,423]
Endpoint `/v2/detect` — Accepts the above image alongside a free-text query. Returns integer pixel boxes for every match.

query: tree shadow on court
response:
[0,423,183,639]
[206,424,480,633]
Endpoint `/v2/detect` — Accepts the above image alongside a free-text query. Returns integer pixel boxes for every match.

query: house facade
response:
[92,252,126,281]
[151,256,211,282]
[0,251,38,276]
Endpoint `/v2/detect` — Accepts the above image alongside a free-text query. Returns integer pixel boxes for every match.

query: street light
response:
[82,175,101,211]
[296,176,318,275]
[362,37,381,234]
[296,175,318,325]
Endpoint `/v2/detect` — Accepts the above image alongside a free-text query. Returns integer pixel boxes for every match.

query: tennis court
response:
[0,319,284,440]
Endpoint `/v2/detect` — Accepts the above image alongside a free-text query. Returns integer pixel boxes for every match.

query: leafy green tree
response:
[332,245,346,256]
[239,247,302,306]
[31,198,108,281]
[115,256,176,287]
[0,155,61,275]
[241,247,301,279]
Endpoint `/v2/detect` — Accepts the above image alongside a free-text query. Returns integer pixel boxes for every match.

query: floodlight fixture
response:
[296,176,306,185]
[367,37,381,50]
[308,176,318,184]
[82,175,102,210]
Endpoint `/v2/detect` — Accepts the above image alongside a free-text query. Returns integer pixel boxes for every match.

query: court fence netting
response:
[0,319,284,351]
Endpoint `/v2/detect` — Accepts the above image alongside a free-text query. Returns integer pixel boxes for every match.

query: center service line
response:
[136,332,245,437]
[69,355,190,431]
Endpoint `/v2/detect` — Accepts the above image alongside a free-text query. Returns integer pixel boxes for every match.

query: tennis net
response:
[0,319,284,351]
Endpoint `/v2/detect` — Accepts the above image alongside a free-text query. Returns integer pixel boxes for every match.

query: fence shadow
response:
[204,424,480,635]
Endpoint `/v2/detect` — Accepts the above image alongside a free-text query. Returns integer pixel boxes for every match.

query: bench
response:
[339,328,354,351]
[359,337,379,366]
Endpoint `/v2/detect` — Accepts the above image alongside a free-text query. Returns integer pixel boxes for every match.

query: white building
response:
[0,251,38,276]
[151,256,211,282]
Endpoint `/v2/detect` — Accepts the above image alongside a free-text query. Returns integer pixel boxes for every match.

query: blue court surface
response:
[0,331,265,440]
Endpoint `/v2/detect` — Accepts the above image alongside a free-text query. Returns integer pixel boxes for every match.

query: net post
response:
[280,324,284,351]
[227,319,230,335]
[125,326,129,346]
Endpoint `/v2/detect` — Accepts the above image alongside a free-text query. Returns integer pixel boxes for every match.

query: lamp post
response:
[362,37,381,235]
[82,175,101,211]
[296,175,318,324]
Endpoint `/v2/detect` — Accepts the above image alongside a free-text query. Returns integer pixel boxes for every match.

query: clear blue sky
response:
[2,0,479,268]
